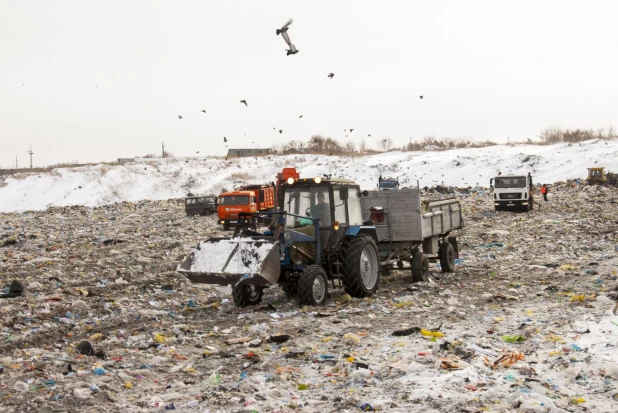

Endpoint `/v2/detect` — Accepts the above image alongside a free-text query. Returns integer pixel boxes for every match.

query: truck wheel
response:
[439,242,456,273]
[281,282,298,298]
[411,251,429,282]
[222,222,230,231]
[448,236,459,259]
[299,265,328,306]
[342,235,380,297]
[232,284,264,308]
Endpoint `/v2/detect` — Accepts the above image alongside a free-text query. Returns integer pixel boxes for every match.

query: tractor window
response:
[283,187,331,227]
[333,187,347,226]
[219,196,249,205]
[347,188,363,225]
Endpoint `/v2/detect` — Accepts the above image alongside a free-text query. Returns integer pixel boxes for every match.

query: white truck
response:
[491,174,534,212]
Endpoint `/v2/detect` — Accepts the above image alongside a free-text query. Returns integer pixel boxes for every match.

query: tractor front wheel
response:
[342,236,380,298]
[299,265,328,306]
[232,284,264,308]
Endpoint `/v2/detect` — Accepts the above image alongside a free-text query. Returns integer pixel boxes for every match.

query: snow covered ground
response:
[1,139,617,212]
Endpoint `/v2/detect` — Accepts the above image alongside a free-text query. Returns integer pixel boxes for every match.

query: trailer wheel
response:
[411,251,429,282]
[439,241,456,273]
[299,265,328,306]
[222,222,230,231]
[342,235,380,297]
[232,284,264,308]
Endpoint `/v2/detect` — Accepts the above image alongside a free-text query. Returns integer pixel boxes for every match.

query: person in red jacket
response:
[541,184,548,201]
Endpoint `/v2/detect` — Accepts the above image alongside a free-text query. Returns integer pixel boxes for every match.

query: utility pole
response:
[162,142,165,158]
[15,155,18,169]
[28,145,34,169]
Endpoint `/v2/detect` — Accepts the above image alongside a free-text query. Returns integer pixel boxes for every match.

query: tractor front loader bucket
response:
[177,236,281,286]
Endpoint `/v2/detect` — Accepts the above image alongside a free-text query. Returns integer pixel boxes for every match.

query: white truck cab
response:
[491,174,534,212]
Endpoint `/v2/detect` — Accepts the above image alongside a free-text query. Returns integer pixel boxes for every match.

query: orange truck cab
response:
[218,185,276,231]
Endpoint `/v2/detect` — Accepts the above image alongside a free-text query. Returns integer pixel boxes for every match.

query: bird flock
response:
[173,18,424,151]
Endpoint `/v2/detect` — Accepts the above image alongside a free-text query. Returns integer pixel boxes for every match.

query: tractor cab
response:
[586,167,607,184]
[280,176,369,260]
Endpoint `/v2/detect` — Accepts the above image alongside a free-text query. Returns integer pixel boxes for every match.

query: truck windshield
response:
[379,181,398,189]
[495,177,525,188]
[219,196,249,205]
[283,187,331,227]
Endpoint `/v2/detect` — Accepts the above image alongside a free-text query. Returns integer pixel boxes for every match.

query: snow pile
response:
[1,139,616,212]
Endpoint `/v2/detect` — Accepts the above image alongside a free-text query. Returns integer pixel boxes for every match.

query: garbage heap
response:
[1,184,617,412]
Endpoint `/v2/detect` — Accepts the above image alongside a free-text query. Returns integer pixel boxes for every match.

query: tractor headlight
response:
[287,177,295,185]
[314,176,322,184]
[333,221,339,230]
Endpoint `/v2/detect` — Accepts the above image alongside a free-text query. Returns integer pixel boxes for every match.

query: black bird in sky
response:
[240,100,248,106]
[328,73,334,79]
[420,96,423,99]
[178,115,182,119]
[201,110,206,113]
[196,151,199,154]
[350,129,354,132]
[277,18,298,56]
[223,137,227,142]
[279,130,283,134]
[299,115,303,118]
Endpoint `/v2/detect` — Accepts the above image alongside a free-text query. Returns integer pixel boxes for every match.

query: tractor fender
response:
[345,226,379,244]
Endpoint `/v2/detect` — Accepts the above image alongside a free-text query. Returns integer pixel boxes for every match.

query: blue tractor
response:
[177,175,381,307]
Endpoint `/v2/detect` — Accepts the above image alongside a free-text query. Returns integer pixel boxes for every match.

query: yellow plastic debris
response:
[346,356,355,362]
[154,333,166,343]
[322,336,333,343]
[570,397,585,405]
[125,381,132,389]
[89,333,103,341]
[570,294,585,302]
[337,294,352,305]
[420,329,444,338]
[342,333,361,345]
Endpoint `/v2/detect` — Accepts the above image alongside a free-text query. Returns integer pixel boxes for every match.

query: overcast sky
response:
[1,0,617,167]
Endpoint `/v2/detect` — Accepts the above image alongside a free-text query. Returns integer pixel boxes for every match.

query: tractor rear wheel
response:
[439,241,456,273]
[411,251,429,282]
[299,265,328,306]
[222,222,230,231]
[342,235,380,298]
[231,284,264,308]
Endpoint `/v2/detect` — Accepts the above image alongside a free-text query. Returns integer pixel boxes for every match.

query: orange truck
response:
[218,184,277,231]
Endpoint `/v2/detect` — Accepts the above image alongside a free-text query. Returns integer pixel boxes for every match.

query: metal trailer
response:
[360,186,463,281]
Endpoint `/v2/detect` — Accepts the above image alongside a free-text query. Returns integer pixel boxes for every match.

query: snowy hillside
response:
[1,139,616,212]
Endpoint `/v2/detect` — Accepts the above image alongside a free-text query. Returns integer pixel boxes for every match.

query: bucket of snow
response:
[177,236,281,285]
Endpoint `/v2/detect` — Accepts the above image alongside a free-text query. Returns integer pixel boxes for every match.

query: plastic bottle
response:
[13,381,29,392]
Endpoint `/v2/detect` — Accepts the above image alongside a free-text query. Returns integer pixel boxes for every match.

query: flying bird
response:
[223,137,227,142]
[196,151,199,154]
[328,73,334,79]
[368,134,371,137]
[419,96,423,99]
[299,115,303,118]
[350,129,354,132]
[178,115,182,119]
[279,130,283,134]
[277,18,298,56]
[240,100,248,106]
[201,110,206,113]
